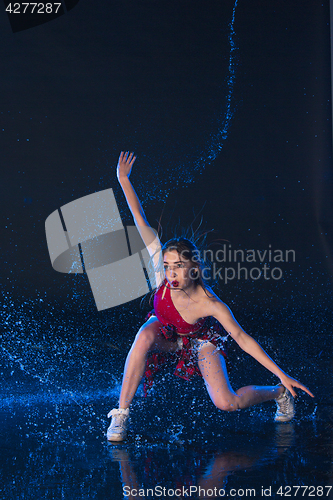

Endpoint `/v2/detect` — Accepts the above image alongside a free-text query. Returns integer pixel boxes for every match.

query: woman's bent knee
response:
[213,397,240,412]
[134,324,160,350]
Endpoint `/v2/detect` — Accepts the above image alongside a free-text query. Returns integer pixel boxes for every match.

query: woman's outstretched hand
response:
[117,151,136,181]
[279,374,315,399]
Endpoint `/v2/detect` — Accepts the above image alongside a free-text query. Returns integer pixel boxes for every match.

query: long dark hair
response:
[161,237,208,290]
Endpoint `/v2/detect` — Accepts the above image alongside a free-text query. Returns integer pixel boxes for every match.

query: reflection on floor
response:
[0,396,332,499]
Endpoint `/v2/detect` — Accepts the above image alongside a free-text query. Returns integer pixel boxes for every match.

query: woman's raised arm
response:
[117,151,163,285]
[117,151,148,227]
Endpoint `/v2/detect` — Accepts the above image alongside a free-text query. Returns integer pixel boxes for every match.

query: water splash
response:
[166,423,184,445]
[92,1,240,203]
[0,288,123,411]
[195,0,239,168]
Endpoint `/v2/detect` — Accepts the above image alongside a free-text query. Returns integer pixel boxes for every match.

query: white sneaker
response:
[107,408,129,441]
[274,387,295,422]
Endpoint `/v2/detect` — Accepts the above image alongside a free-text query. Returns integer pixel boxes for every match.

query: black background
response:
[0,1,332,322]
[0,3,332,496]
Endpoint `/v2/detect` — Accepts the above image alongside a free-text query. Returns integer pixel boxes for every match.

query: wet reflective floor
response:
[1,305,332,499]
[1,386,332,499]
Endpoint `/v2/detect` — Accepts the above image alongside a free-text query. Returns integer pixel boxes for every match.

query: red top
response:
[143,280,230,396]
[153,280,207,334]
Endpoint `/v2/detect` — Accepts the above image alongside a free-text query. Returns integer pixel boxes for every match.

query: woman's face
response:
[163,249,196,289]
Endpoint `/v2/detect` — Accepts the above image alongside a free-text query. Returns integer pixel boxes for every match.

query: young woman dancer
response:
[107,151,314,441]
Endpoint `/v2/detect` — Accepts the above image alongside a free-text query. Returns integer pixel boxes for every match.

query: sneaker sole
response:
[107,434,127,442]
[274,415,294,422]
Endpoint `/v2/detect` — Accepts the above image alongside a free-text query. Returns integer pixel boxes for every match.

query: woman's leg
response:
[119,316,179,409]
[197,341,284,411]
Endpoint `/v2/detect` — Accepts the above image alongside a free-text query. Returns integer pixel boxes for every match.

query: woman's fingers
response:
[298,383,315,398]
[119,151,136,165]
[293,380,315,398]
[287,384,298,398]
[127,152,136,165]
[129,153,136,165]
[284,380,315,399]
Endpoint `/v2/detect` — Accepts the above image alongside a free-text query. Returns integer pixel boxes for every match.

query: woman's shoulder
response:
[198,284,221,301]
[196,285,226,315]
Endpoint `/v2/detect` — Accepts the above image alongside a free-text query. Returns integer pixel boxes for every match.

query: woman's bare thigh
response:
[139,315,180,354]
[196,341,237,403]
